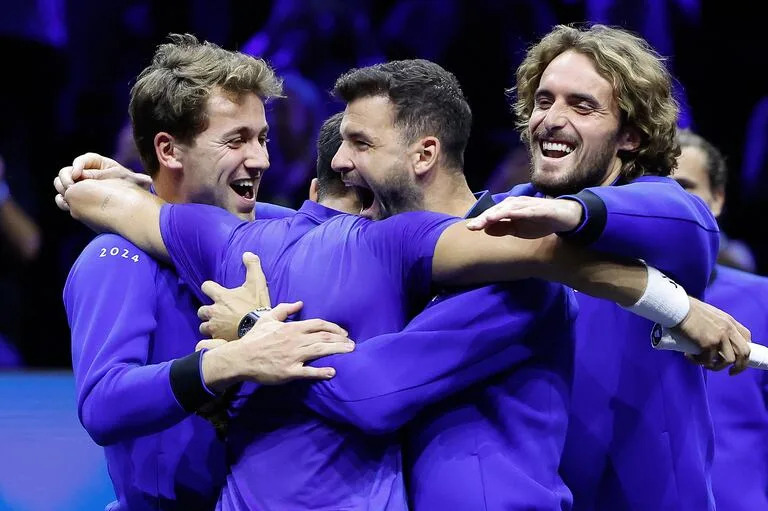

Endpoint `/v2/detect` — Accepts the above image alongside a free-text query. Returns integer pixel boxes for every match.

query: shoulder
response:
[66,234,159,287]
[74,233,154,267]
[255,201,296,220]
[495,182,537,200]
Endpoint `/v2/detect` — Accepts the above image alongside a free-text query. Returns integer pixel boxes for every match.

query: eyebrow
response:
[534,89,601,106]
[221,124,269,139]
[568,92,600,106]
[341,127,373,142]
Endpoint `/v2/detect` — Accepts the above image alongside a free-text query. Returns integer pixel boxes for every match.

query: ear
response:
[618,126,641,152]
[309,178,319,202]
[154,132,184,170]
[710,185,725,218]
[412,136,441,177]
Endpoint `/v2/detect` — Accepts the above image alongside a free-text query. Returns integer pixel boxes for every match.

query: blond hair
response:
[512,24,680,179]
[129,33,283,175]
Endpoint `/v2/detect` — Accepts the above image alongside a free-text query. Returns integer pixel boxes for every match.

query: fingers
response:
[199,321,215,337]
[293,366,336,380]
[717,335,736,370]
[58,166,76,189]
[466,197,531,230]
[72,152,117,177]
[300,337,355,359]
[200,280,226,301]
[55,193,70,212]
[242,252,271,306]
[728,323,751,375]
[295,318,349,337]
[198,305,212,321]
[196,338,227,351]
[54,176,64,195]
[268,301,304,322]
[133,172,153,190]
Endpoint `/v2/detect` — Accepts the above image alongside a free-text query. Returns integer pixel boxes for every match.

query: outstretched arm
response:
[478,178,719,295]
[432,222,751,372]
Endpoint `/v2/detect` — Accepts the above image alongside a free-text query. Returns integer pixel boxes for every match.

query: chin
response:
[531,174,578,197]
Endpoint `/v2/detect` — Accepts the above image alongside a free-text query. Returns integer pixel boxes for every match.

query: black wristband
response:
[557,189,607,246]
[170,351,217,412]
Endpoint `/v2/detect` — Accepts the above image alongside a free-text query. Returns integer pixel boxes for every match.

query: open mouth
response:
[230,178,256,200]
[540,140,575,158]
[354,186,376,213]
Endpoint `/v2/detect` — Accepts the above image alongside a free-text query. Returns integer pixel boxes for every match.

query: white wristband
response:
[622,265,690,327]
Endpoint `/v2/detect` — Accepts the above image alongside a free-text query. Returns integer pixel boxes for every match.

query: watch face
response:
[238,314,257,338]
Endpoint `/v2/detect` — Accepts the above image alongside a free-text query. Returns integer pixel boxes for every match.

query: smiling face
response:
[527,50,638,196]
[175,90,270,220]
[332,95,423,219]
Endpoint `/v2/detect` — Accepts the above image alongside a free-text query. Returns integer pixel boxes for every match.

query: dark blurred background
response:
[0,0,766,369]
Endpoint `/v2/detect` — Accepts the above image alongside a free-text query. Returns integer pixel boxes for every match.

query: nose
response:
[244,139,270,174]
[541,100,568,131]
[331,142,352,174]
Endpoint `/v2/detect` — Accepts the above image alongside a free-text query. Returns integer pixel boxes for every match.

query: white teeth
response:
[541,141,574,154]
[231,179,254,187]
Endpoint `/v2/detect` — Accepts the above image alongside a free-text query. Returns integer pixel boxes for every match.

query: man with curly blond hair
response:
[467,24,721,510]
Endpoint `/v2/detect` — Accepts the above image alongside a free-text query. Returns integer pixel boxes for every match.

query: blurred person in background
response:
[673,128,768,510]
[0,154,42,367]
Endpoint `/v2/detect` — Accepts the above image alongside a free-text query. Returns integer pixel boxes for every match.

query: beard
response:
[529,129,621,197]
[372,163,424,219]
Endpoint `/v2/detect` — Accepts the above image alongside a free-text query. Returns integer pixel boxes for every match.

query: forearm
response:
[304,282,563,433]
[536,239,647,307]
[66,179,168,260]
[0,199,41,261]
[433,224,646,306]
[78,362,189,446]
[561,182,719,295]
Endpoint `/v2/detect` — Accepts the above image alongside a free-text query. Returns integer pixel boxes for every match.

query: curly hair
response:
[511,24,680,179]
[129,33,283,175]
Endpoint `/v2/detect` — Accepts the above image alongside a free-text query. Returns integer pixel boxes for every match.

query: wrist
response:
[622,265,690,327]
[556,190,607,244]
[557,199,584,232]
[238,307,272,338]
[201,345,241,393]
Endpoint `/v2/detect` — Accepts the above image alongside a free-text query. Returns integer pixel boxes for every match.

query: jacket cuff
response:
[557,189,607,246]
[170,350,217,412]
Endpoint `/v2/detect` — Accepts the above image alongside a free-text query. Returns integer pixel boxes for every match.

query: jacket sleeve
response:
[302,280,574,434]
[559,177,719,297]
[65,234,193,446]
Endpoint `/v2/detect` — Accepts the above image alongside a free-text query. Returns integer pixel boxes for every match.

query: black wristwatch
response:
[237,307,271,338]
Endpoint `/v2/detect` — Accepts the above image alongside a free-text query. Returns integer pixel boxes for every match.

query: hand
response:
[675,297,752,375]
[201,301,355,390]
[198,252,271,340]
[466,196,583,239]
[54,152,152,211]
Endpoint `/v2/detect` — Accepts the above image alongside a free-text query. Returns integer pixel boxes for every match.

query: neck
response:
[152,168,185,203]
[597,160,624,187]
[318,195,360,215]
[422,168,477,217]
